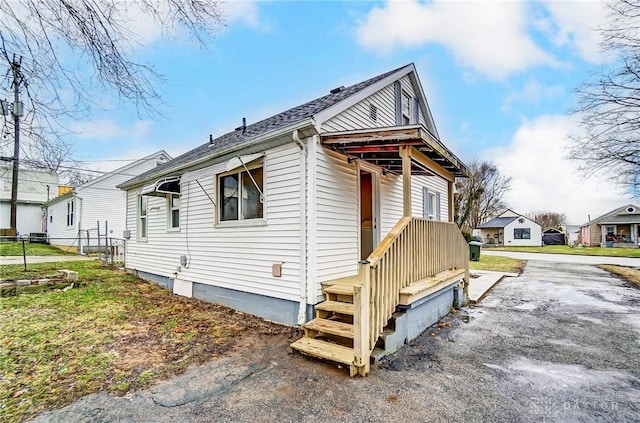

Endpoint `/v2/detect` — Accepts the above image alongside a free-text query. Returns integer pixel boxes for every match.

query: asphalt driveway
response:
[31,261,640,422]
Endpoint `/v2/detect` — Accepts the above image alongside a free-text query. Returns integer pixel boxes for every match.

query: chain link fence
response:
[1,232,126,268]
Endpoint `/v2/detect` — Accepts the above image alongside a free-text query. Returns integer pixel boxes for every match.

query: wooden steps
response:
[323,284,356,296]
[291,266,466,377]
[315,300,354,315]
[291,275,362,376]
[289,337,354,366]
[304,318,354,339]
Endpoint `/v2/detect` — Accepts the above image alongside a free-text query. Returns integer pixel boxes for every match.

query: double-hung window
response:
[66,200,74,226]
[422,187,440,220]
[138,195,148,240]
[219,163,264,222]
[514,228,530,239]
[168,194,180,229]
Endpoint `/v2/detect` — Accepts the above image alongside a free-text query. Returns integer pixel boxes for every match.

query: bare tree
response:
[571,0,640,197]
[454,159,512,233]
[0,0,224,166]
[525,211,567,230]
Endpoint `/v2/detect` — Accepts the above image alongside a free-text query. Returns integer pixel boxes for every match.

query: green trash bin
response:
[469,241,482,261]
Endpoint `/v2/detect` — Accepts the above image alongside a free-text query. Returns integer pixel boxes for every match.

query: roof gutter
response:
[118,119,316,190]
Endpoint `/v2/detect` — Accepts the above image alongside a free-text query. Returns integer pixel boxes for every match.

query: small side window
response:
[138,195,148,240]
[66,200,74,226]
[168,194,180,229]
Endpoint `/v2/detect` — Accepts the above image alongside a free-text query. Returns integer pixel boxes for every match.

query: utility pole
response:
[9,55,22,232]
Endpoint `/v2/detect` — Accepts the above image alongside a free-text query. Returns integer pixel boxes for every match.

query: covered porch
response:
[291,125,471,376]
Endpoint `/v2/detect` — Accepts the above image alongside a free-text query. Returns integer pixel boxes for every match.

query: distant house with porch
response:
[477,209,542,247]
[578,204,640,248]
[45,151,171,252]
[118,63,470,376]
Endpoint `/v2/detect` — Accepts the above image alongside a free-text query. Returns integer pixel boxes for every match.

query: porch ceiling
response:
[321,126,469,177]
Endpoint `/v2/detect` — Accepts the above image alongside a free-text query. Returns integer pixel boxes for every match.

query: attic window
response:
[401,91,411,125]
[626,206,636,213]
[369,104,378,122]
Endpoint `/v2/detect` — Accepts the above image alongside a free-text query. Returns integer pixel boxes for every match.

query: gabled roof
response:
[46,150,170,206]
[119,63,449,189]
[583,204,640,226]
[477,216,519,229]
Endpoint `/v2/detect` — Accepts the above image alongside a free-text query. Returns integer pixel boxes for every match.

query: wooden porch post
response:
[448,180,454,222]
[400,145,412,217]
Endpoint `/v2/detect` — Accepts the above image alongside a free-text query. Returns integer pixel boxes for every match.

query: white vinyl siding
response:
[379,172,449,235]
[45,152,169,247]
[44,198,78,243]
[412,175,447,221]
[125,144,303,302]
[321,76,429,133]
[314,147,359,300]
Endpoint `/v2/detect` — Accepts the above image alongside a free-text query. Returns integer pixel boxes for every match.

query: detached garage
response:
[477,209,542,247]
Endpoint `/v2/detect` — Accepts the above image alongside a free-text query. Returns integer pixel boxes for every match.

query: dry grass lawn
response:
[0,261,298,423]
[599,264,640,287]
[469,254,526,274]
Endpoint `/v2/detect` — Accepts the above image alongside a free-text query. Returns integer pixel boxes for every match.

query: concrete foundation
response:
[192,282,300,326]
[373,281,458,360]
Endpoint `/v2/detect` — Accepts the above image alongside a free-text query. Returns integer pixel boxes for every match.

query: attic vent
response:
[627,206,636,213]
[369,104,378,122]
[330,86,345,94]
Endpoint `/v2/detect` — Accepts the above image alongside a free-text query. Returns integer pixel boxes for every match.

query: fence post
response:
[96,221,101,261]
[105,221,109,263]
[21,237,27,271]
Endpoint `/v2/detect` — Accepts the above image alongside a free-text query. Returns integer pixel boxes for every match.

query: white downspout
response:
[293,129,308,325]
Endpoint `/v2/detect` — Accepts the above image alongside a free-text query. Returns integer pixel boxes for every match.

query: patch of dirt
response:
[105,279,302,392]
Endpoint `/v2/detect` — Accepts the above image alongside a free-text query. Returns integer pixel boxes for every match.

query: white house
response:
[118,64,470,375]
[477,209,542,247]
[45,151,171,252]
[0,164,59,235]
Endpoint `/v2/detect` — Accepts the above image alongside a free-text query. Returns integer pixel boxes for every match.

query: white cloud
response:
[541,0,609,63]
[484,115,634,224]
[223,1,262,28]
[111,1,263,46]
[502,79,565,111]
[69,119,152,141]
[355,0,556,79]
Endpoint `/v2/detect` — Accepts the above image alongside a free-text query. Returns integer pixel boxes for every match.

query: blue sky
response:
[61,0,634,224]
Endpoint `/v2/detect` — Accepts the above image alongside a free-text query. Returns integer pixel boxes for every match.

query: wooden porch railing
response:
[353,217,470,375]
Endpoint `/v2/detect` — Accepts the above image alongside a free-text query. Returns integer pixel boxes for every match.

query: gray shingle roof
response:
[477,216,519,229]
[120,65,410,188]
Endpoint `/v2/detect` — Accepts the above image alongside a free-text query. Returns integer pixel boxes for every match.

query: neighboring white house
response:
[118,63,469,334]
[45,151,171,251]
[477,209,542,247]
[0,164,59,235]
